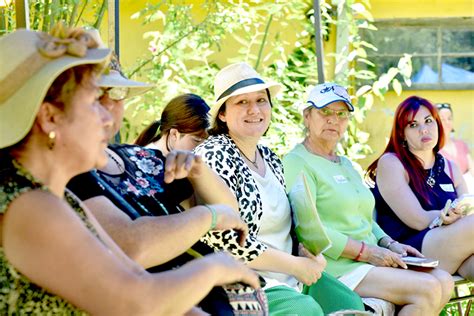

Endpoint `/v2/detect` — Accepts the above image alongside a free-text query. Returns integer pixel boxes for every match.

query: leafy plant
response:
[125,0,411,163]
[0,0,106,35]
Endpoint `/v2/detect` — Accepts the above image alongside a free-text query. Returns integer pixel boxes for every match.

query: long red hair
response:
[366,96,445,205]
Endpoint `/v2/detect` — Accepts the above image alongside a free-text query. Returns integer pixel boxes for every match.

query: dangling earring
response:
[402,140,407,148]
[48,131,56,150]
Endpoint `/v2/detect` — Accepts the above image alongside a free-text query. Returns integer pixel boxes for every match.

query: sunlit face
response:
[438,108,453,138]
[174,131,207,151]
[404,106,438,153]
[99,91,125,138]
[57,75,113,172]
[304,101,351,143]
[218,90,271,142]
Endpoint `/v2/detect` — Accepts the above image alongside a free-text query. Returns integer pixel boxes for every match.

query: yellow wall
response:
[370,0,474,18]
[111,0,473,166]
[359,0,474,168]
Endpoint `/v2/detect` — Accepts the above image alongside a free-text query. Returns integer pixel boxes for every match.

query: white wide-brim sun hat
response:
[210,62,283,123]
[0,28,111,149]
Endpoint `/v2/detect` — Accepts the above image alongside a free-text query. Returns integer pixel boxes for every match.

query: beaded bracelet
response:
[203,204,217,231]
[354,241,365,261]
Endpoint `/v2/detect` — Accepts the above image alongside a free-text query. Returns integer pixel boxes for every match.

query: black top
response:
[372,153,458,250]
[67,144,213,272]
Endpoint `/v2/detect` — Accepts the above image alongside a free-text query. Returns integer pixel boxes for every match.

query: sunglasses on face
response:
[317,107,352,119]
[99,87,129,101]
[436,103,451,110]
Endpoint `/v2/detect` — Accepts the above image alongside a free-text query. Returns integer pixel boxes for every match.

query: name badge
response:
[440,183,455,192]
[333,175,348,184]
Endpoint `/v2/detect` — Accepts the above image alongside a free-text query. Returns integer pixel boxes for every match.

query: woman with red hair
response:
[367,96,473,280]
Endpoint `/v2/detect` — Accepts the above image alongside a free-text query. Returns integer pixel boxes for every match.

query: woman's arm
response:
[247,246,326,286]
[84,196,248,269]
[3,190,258,315]
[376,154,440,230]
[164,150,239,211]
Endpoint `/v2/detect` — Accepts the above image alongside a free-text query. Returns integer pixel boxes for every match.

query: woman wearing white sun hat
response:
[0,26,259,315]
[195,62,365,315]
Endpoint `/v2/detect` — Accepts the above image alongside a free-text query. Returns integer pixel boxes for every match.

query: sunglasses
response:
[99,87,129,101]
[436,103,451,110]
[317,107,352,119]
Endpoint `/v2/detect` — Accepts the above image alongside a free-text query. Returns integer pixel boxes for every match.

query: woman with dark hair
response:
[135,94,210,153]
[367,96,473,280]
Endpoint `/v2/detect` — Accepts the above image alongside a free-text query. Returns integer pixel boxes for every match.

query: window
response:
[361,17,474,89]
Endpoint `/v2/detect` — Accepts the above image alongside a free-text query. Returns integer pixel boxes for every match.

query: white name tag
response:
[440,183,455,192]
[333,175,348,184]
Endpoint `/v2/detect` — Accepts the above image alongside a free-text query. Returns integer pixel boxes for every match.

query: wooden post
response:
[313,0,325,84]
[14,0,29,29]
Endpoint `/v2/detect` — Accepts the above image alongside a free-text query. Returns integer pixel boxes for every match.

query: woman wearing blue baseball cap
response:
[284,83,454,315]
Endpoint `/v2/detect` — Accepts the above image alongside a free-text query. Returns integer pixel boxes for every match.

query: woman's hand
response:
[291,244,327,285]
[210,204,249,246]
[363,244,407,269]
[388,242,423,257]
[201,252,260,289]
[440,206,463,225]
[164,150,204,183]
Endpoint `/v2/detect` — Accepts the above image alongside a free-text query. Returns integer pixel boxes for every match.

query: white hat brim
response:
[99,71,154,98]
[210,81,283,123]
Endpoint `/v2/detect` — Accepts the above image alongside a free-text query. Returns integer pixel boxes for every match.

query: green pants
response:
[265,272,364,315]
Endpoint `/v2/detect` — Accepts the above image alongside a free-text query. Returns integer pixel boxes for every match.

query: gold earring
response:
[48,131,56,150]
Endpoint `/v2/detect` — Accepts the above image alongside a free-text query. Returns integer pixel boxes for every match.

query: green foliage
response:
[125,0,411,161]
[2,0,412,161]
[0,0,106,35]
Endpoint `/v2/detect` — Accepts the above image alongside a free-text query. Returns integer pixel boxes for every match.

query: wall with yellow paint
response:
[360,0,474,168]
[370,0,474,19]
[109,0,472,167]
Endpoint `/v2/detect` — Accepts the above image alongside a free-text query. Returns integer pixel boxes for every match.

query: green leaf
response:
[392,79,402,95]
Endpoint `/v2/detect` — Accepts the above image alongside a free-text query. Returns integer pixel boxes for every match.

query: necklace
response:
[238,147,259,169]
[425,154,441,188]
[426,168,435,188]
[106,150,125,173]
[303,140,340,163]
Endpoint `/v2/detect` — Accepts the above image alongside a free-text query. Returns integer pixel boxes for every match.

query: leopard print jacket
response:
[195,134,286,262]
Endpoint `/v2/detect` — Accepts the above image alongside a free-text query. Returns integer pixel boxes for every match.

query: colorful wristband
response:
[204,204,217,231]
[355,241,365,261]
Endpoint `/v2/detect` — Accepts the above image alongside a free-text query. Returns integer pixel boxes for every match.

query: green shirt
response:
[283,143,386,277]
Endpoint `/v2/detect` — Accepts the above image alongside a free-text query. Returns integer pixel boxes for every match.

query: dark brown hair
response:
[134,94,210,146]
[366,96,445,204]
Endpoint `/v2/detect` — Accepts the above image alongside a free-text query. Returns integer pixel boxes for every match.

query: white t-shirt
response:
[251,161,299,290]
